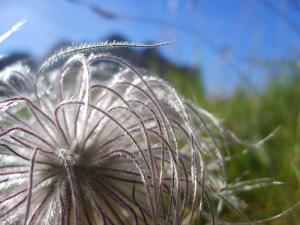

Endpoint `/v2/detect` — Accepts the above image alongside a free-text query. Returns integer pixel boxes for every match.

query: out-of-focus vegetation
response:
[192,62,300,224]
[205,64,300,224]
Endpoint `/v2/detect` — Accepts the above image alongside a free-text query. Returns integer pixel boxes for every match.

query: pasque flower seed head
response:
[0,43,281,225]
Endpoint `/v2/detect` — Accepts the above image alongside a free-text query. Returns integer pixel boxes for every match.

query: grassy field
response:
[160,60,300,224]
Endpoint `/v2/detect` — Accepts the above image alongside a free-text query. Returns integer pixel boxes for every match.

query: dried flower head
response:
[0,43,282,225]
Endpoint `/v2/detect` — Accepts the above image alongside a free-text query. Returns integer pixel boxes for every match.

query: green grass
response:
[163,61,300,224]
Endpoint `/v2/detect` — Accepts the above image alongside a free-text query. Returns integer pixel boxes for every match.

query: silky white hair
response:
[0,43,283,225]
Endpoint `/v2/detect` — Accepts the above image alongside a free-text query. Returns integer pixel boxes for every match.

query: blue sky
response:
[1,0,300,95]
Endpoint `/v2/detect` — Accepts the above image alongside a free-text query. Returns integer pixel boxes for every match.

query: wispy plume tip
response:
[39,39,174,73]
[0,19,27,44]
